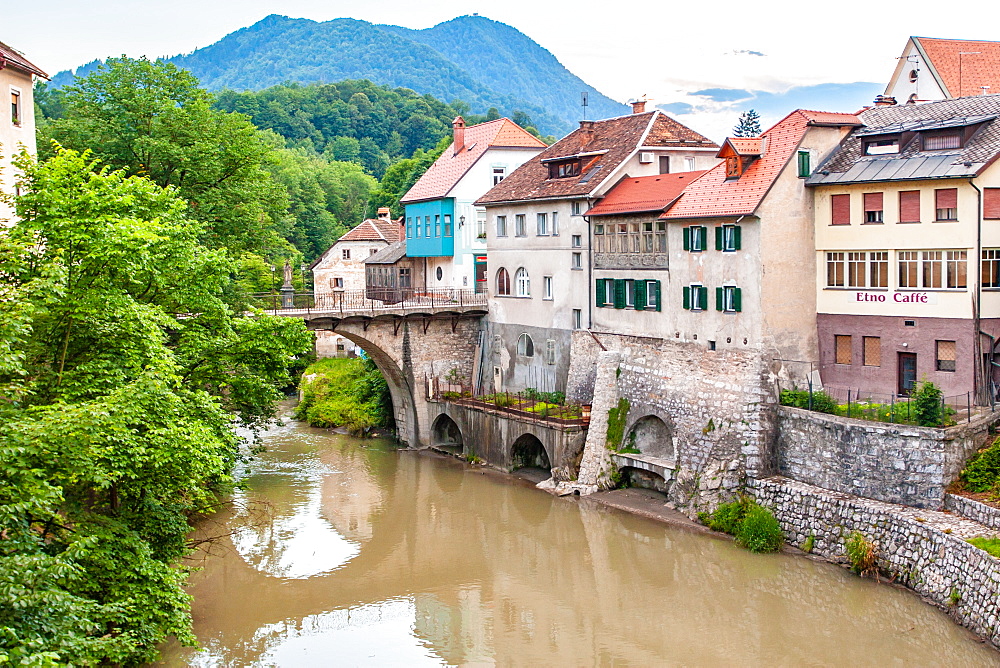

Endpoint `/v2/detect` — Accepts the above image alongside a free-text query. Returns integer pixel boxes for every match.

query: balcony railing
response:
[251,288,487,317]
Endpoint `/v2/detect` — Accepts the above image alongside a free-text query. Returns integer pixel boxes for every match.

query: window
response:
[434,215,441,237]
[835,335,852,365]
[831,194,851,225]
[923,133,962,151]
[624,279,635,308]
[797,151,811,178]
[683,225,708,252]
[863,336,881,367]
[545,339,556,365]
[595,278,615,307]
[496,215,508,237]
[572,234,582,248]
[332,277,344,289]
[536,213,548,236]
[716,285,742,312]
[828,251,888,288]
[863,136,900,155]
[848,252,867,287]
[826,252,845,287]
[399,268,411,288]
[493,167,506,185]
[659,155,671,174]
[898,251,919,288]
[899,190,921,223]
[572,200,583,215]
[572,309,582,329]
[496,268,511,296]
[517,333,534,357]
[515,267,530,297]
[424,216,431,238]
[685,157,696,171]
[551,211,559,236]
[870,251,889,288]
[985,189,1000,220]
[548,160,581,179]
[593,224,604,252]
[515,214,526,237]
[946,250,968,288]
[543,276,553,300]
[642,280,661,311]
[725,156,740,179]
[10,89,20,125]
[406,217,413,238]
[476,212,486,239]
[655,222,667,253]
[863,192,884,223]
[983,249,1000,288]
[415,217,422,238]
[683,284,708,311]
[342,249,351,260]
[898,250,967,289]
[716,224,741,252]
[936,340,956,371]
[443,215,452,237]
[922,250,943,288]
[572,252,582,269]
[935,188,958,221]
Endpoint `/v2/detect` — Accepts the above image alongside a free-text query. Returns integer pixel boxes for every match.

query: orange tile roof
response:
[719,138,763,157]
[339,218,403,243]
[401,118,545,203]
[662,109,859,219]
[915,37,1000,98]
[0,40,48,79]
[585,171,706,216]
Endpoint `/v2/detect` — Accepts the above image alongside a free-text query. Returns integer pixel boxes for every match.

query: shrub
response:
[735,505,785,553]
[525,401,560,414]
[912,380,944,427]
[441,391,461,401]
[779,388,838,414]
[960,435,1000,492]
[844,531,878,576]
[606,397,630,448]
[706,496,752,535]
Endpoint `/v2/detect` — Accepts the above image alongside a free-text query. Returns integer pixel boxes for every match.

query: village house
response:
[310,208,402,355]
[807,95,1000,401]
[475,101,720,392]
[884,37,1000,104]
[400,116,545,295]
[1,40,47,225]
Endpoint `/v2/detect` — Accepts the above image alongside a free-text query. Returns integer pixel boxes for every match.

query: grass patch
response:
[844,531,878,576]
[700,496,784,553]
[967,537,1000,559]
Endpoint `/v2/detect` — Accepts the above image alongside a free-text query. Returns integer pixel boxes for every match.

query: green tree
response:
[0,147,312,663]
[733,109,762,137]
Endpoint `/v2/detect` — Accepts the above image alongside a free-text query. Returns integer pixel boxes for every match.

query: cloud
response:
[658,102,696,115]
[691,88,754,103]
[728,49,766,57]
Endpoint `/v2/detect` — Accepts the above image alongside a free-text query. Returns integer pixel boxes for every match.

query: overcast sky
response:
[5,0,996,138]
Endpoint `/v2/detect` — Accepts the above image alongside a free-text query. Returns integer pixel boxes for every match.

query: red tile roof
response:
[0,41,48,79]
[477,111,718,205]
[662,109,859,219]
[719,138,763,157]
[585,171,706,216]
[915,37,1000,98]
[339,217,403,243]
[401,118,545,203]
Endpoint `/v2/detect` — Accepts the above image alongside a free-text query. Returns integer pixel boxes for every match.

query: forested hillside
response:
[49,14,627,135]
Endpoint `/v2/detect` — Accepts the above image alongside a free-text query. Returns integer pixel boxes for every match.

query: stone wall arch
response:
[624,414,676,461]
[510,433,551,472]
[431,413,463,450]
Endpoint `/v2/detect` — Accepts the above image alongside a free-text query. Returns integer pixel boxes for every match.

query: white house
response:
[1,39,47,225]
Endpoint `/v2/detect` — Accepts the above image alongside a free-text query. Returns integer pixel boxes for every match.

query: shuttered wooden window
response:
[635,280,647,310]
[985,188,1000,220]
[835,335,852,365]
[613,279,626,309]
[595,278,606,306]
[899,190,921,223]
[797,151,811,178]
[935,188,958,220]
[862,336,881,367]
[936,340,956,371]
[831,194,851,225]
[863,192,883,223]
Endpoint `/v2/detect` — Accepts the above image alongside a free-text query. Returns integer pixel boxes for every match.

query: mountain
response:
[50,14,627,136]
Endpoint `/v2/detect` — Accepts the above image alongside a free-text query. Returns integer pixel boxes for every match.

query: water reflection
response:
[158,414,1000,666]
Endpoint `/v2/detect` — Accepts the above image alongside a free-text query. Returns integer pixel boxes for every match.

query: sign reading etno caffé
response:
[854,291,939,305]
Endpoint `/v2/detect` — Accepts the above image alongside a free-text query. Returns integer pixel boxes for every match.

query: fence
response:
[779,381,976,425]
[250,288,487,316]
[427,376,591,428]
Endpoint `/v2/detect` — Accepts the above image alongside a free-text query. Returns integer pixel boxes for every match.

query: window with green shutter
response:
[595,278,606,307]
[718,224,741,251]
[614,279,626,309]
[651,280,661,312]
[797,151,811,178]
[698,286,708,310]
[683,227,690,251]
[716,286,724,311]
[683,285,690,310]
[685,284,707,311]
[719,285,743,312]
[635,279,647,310]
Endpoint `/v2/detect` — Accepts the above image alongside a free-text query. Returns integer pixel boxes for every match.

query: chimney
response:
[631,100,647,114]
[579,120,595,147]
[453,116,466,154]
[873,95,897,107]
[377,207,391,221]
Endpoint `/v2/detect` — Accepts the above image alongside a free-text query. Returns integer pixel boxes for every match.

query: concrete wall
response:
[777,405,999,508]
[479,320,571,394]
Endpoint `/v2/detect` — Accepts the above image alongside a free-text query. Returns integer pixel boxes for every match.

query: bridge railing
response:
[250,288,487,316]
[428,377,591,428]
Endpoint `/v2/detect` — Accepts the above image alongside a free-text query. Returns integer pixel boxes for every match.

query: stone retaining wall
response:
[751,476,1000,647]
[777,406,999,509]
[945,493,1000,531]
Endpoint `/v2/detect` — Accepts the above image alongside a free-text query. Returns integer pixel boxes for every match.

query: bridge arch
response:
[431,413,463,451]
[625,415,675,460]
[510,433,551,472]
[618,414,676,492]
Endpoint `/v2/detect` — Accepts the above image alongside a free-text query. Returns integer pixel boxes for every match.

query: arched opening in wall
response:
[510,433,551,482]
[431,413,463,455]
[625,415,675,461]
[620,466,670,494]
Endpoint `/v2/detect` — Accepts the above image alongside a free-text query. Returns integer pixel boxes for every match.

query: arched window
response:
[515,267,530,297]
[496,267,511,296]
[517,333,534,357]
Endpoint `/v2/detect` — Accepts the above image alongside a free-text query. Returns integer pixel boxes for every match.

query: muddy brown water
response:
[156,413,1000,667]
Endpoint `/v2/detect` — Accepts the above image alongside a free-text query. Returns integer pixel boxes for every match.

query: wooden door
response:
[898,352,917,396]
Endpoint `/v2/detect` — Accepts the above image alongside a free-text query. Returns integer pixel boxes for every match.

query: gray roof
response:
[807,96,1000,186]
[365,240,407,265]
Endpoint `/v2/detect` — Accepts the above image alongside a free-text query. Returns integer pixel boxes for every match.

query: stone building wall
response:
[945,494,1000,531]
[777,406,999,509]
[751,477,1000,648]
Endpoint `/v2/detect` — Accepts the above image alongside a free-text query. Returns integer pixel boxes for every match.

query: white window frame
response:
[721,285,738,313]
[572,234,582,248]
[536,212,548,236]
[543,275,553,300]
[571,252,582,269]
[515,214,526,237]
[515,267,530,297]
[551,211,559,236]
[493,166,506,185]
[721,224,738,252]
[689,283,705,311]
[496,215,507,237]
[645,280,658,309]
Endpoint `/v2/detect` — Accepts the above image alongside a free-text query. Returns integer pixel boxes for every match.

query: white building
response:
[885,37,1000,104]
[1,40,47,225]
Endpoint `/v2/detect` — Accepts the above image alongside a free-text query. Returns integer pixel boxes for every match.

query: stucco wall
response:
[1,66,38,225]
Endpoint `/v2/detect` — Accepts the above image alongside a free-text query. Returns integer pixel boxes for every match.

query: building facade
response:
[808,96,1000,401]
[1,40,47,225]
[885,37,1000,104]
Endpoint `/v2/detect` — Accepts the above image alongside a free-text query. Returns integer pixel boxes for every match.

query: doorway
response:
[898,352,917,396]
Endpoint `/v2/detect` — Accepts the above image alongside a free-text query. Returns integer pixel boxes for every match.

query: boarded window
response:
[935,188,958,220]
[862,336,881,367]
[985,188,1000,220]
[899,190,921,223]
[936,340,956,372]
[835,335,852,365]
[831,194,851,225]
[863,192,883,223]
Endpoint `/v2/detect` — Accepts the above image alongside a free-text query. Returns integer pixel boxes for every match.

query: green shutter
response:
[715,226,723,251]
[683,286,691,310]
[698,286,708,310]
[596,279,606,307]
[798,151,810,177]
[614,279,625,309]
[734,225,742,250]
[734,287,742,312]
[699,227,708,251]
[683,227,690,251]
[635,279,647,310]
[716,286,724,311]
[654,281,662,312]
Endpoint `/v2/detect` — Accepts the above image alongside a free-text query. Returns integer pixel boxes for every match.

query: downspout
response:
[970,177,984,404]
[584,198,593,329]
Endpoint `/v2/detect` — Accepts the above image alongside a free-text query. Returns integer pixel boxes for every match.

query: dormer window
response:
[725,156,740,179]
[548,160,581,179]
[863,136,900,155]
[922,132,962,151]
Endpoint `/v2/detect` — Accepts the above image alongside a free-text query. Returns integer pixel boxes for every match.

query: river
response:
[157,408,1000,666]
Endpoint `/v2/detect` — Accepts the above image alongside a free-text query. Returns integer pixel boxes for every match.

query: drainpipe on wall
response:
[584,199,593,329]
[970,177,984,404]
